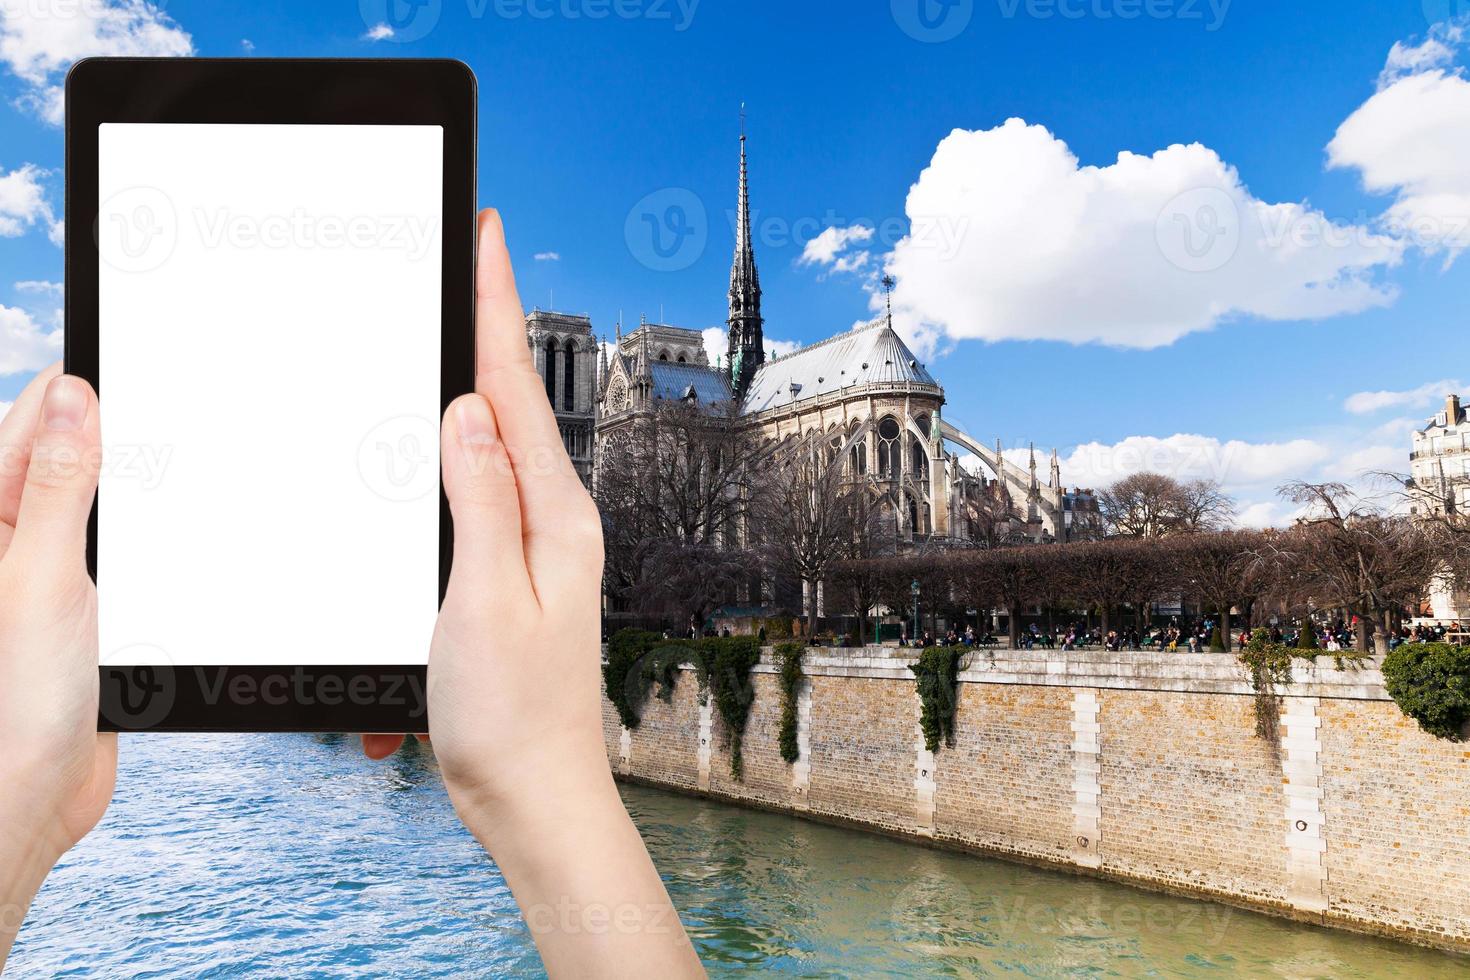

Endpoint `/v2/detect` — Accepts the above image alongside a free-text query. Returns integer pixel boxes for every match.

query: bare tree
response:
[1170,529,1267,651]
[594,400,759,633]
[1279,482,1441,653]
[1099,473,1235,538]
[750,431,884,636]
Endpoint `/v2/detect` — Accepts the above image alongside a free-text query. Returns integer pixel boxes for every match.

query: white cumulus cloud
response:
[534,251,561,262]
[0,0,194,125]
[1059,433,1331,492]
[0,163,59,242]
[1329,21,1470,263]
[1344,378,1461,415]
[800,224,874,266]
[0,302,63,375]
[878,119,1402,356]
[362,23,395,41]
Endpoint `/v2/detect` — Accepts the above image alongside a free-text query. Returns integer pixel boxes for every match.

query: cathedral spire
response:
[727,104,764,401]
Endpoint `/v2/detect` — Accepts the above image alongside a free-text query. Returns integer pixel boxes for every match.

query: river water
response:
[9,734,1465,978]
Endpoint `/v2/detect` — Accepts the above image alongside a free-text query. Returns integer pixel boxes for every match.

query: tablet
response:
[65,59,477,733]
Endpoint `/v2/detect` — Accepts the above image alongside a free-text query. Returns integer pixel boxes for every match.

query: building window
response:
[563,342,577,412]
[544,338,558,405]
[911,438,928,479]
[877,416,900,477]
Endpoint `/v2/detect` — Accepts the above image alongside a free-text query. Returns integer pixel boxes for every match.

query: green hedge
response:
[1382,643,1470,741]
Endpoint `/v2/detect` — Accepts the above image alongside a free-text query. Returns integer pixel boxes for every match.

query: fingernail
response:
[456,397,496,449]
[43,376,88,431]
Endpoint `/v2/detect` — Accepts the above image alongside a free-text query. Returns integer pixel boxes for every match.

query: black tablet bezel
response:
[65,58,477,733]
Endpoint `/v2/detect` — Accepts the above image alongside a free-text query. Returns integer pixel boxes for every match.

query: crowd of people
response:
[898,616,1465,653]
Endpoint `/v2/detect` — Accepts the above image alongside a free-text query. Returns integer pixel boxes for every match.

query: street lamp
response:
[911,579,921,647]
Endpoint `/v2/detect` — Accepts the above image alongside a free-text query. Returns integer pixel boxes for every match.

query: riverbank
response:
[602,645,1470,955]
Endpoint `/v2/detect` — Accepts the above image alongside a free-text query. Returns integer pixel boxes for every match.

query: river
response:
[8,734,1465,977]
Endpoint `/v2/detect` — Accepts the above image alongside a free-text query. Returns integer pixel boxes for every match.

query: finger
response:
[471,210,597,579]
[0,362,64,529]
[10,375,101,580]
[361,734,404,760]
[441,392,534,605]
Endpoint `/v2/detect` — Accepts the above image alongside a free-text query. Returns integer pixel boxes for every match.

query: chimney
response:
[1448,393,1462,425]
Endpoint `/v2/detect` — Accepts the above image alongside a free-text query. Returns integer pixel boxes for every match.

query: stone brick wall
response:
[603,646,1470,953]
[933,684,1074,863]
[1318,698,1470,944]
[1097,690,1288,905]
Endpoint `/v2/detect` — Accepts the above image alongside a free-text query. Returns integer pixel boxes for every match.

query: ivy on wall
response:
[1238,628,1367,740]
[910,648,963,753]
[774,642,806,764]
[602,630,762,779]
[1382,643,1470,741]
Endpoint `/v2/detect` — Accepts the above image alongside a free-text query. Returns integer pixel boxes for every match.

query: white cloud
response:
[1329,21,1470,263]
[0,0,194,126]
[534,251,561,262]
[240,38,254,53]
[799,224,874,266]
[699,327,798,368]
[880,120,1401,356]
[362,23,394,41]
[14,278,61,296]
[1059,433,1331,492]
[1344,378,1461,415]
[0,302,63,375]
[0,163,59,241]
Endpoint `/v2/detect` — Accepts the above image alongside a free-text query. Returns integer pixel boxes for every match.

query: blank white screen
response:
[97,123,443,667]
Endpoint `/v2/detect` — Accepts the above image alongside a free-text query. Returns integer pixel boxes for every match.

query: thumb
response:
[11,375,101,577]
[441,393,533,605]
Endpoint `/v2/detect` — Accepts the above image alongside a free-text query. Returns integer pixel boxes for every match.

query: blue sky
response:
[1,0,1466,524]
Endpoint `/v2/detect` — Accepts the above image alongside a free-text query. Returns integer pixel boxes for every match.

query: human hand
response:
[0,366,118,964]
[363,210,702,977]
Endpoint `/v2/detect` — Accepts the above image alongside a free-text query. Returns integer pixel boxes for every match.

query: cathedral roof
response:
[649,361,733,407]
[738,319,940,415]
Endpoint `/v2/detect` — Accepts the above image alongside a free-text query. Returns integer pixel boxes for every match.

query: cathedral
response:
[528,128,1099,545]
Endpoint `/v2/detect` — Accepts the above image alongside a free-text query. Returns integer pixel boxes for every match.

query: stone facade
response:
[607,646,1470,953]
[527,310,598,484]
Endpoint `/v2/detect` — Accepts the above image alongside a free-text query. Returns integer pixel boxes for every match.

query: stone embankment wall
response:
[601,646,1470,953]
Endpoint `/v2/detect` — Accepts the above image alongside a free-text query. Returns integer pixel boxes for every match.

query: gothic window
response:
[677,354,687,363]
[658,350,670,361]
[544,338,558,405]
[877,416,900,477]
[911,438,928,479]
[607,377,627,412]
[915,414,931,438]
[563,342,577,412]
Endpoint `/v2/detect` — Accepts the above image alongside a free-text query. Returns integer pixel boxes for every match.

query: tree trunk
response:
[1100,604,1111,641]
[1009,604,1022,650]
[1355,615,1369,652]
[1221,609,1232,652]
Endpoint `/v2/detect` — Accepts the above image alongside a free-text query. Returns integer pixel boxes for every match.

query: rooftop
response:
[739,318,940,414]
